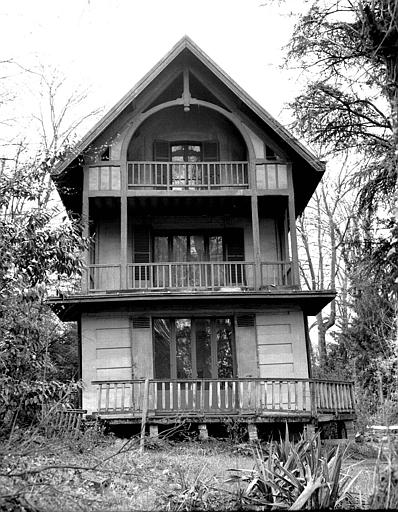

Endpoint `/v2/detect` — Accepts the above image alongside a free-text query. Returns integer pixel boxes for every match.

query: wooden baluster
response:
[342,384,347,410]
[161,382,166,410]
[200,382,204,412]
[349,384,355,410]
[271,381,275,410]
[121,383,125,412]
[332,383,338,412]
[217,381,221,409]
[239,381,244,410]
[185,382,189,408]
[224,381,229,409]
[287,381,291,410]
[170,382,174,410]
[192,382,197,410]
[263,381,267,409]
[338,383,343,411]
[209,381,213,410]
[279,381,283,410]
[302,381,307,411]
[105,383,110,412]
[294,381,298,410]
[232,381,236,409]
[98,384,102,412]
[114,383,118,411]
[177,382,181,410]
[247,380,252,410]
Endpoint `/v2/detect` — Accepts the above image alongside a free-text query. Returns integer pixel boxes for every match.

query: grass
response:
[0,428,386,511]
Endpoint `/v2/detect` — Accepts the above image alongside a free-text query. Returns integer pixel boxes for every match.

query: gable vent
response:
[236,315,255,328]
[132,317,151,329]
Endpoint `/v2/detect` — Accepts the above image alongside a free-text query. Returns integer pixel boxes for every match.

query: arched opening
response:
[127,105,248,162]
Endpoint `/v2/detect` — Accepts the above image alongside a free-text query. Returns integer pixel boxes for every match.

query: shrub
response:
[226,429,358,509]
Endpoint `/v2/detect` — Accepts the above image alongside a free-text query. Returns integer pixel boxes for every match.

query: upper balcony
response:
[87,160,290,195]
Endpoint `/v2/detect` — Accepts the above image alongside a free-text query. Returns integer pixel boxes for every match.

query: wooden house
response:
[50,37,355,439]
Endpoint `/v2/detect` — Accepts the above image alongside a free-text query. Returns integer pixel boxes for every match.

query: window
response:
[153,140,219,189]
[153,317,235,380]
[153,232,224,262]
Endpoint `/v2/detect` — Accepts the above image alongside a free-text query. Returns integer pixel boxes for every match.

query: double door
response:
[153,317,236,412]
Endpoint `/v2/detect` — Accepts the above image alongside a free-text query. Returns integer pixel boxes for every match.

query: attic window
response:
[100,147,110,161]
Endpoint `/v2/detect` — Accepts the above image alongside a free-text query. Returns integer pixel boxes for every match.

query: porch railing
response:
[81,261,296,292]
[127,261,254,290]
[127,161,249,189]
[92,378,355,417]
[261,261,292,286]
[87,264,121,291]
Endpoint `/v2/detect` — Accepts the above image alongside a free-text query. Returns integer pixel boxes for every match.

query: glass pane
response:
[216,318,234,378]
[173,236,188,261]
[154,236,168,262]
[187,145,201,162]
[176,319,192,379]
[209,236,223,261]
[189,235,205,261]
[196,318,212,378]
[171,145,184,161]
[153,319,171,379]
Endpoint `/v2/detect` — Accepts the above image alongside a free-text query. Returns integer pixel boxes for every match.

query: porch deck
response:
[91,377,355,423]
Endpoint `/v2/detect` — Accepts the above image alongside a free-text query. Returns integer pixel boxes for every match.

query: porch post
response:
[287,163,300,287]
[251,194,262,290]
[82,165,89,293]
[120,162,127,289]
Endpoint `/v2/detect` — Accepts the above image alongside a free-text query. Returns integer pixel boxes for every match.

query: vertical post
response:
[198,424,208,440]
[140,378,149,453]
[248,423,258,442]
[251,194,262,289]
[120,162,127,289]
[287,163,300,287]
[82,166,90,293]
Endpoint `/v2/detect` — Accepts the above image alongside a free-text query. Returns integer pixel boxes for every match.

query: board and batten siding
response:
[256,310,309,379]
[81,313,153,414]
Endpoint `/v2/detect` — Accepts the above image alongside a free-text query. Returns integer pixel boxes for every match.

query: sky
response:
[0,0,306,141]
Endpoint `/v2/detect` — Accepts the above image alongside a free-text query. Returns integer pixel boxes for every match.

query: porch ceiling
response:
[49,289,335,321]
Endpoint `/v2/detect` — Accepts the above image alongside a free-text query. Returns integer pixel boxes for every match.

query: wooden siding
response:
[256,311,309,379]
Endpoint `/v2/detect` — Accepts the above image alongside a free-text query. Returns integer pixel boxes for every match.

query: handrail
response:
[127,161,249,189]
[92,377,355,417]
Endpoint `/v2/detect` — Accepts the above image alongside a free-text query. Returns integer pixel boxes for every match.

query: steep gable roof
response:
[54,35,323,176]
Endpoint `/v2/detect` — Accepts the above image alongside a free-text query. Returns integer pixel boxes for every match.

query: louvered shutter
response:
[225,229,245,286]
[153,140,170,161]
[133,227,151,283]
[203,141,219,161]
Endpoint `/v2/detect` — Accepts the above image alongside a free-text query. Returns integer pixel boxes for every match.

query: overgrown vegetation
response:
[0,427,391,511]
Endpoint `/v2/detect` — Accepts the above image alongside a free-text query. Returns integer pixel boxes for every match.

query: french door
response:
[153,317,236,411]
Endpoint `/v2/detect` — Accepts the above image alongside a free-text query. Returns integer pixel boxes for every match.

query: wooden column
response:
[82,165,90,293]
[287,163,300,287]
[248,423,258,442]
[251,194,262,290]
[120,162,127,289]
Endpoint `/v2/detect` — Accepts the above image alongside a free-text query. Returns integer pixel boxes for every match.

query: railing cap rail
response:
[91,377,354,385]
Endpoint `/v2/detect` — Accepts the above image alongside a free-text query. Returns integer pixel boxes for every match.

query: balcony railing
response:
[127,161,249,189]
[261,261,292,287]
[92,378,355,417]
[79,261,295,293]
[127,261,253,290]
[88,264,121,291]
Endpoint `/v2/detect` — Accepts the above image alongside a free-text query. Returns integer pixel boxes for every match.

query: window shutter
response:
[154,140,170,161]
[236,315,255,327]
[203,141,219,161]
[132,317,150,329]
[133,226,151,263]
[225,229,244,261]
